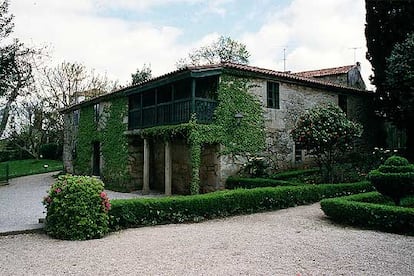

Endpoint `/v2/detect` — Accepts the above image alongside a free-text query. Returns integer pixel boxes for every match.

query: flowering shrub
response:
[43,175,111,240]
[291,103,362,182]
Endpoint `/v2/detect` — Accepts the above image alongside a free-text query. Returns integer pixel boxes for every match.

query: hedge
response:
[269,168,319,180]
[109,181,373,230]
[321,192,414,235]
[225,176,301,189]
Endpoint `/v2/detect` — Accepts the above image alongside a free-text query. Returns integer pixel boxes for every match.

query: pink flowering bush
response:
[43,175,110,240]
[291,103,362,182]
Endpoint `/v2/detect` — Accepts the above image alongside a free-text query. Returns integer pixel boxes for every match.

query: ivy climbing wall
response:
[73,97,133,191]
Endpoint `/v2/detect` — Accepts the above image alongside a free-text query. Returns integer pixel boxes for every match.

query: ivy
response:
[74,98,132,191]
[75,106,96,175]
[213,75,265,155]
[101,98,131,190]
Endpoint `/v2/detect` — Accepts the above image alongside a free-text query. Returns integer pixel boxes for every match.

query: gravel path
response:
[0,203,412,276]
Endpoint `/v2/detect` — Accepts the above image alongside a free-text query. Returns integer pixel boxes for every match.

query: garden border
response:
[321,192,414,235]
[109,181,374,230]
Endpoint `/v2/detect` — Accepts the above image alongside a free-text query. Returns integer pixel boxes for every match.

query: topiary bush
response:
[368,156,414,205]
[43,175,111,240]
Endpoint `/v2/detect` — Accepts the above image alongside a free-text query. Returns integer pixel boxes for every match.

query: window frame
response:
[267,82,280,109]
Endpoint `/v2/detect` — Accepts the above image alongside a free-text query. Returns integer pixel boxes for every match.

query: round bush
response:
[43,175,111,240]
[384,155,410,166]
[368,156,414,205]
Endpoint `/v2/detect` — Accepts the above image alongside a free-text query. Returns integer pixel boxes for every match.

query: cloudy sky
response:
[10,0,373,89]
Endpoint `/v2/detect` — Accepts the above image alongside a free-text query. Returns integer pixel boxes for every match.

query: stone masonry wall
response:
[200,143,222,193]
[128,137,143,189]
[219,76,375,180]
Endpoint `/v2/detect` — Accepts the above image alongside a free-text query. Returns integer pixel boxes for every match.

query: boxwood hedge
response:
[109,181,373,230]
[321,192,414,235]
[225,176,301,189]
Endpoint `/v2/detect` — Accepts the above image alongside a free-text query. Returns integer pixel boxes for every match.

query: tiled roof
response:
[219,63,366,92]
[61,62,369,112]
[293,65,355,78]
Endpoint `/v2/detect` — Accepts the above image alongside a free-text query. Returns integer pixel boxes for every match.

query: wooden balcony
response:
[128,98,217,129]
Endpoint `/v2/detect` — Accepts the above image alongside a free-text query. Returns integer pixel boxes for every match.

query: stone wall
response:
[128,137,143,189]
[200,143,222,193]
[127,137,192,194]
[219,76,376,179]
[314,74,348,87]
[171,139,191,194]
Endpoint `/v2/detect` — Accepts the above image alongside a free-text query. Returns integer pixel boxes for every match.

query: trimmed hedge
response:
[109,181,373,230]
[321,192,414,235]
[226,176,301,189]
[269,168,319,180]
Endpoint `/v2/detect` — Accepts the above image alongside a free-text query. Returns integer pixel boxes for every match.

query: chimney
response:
[356,61,361,72]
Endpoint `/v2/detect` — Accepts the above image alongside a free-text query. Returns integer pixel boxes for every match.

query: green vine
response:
[74,98,131,191]
[101,98,131,190]
[75,106,97,175]
[213,75,265,155]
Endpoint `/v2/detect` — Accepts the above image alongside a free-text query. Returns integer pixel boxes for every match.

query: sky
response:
[9,0,373,89]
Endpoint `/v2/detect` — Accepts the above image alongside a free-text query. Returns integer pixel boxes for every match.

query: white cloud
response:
[9,0,373,90]
[242,0,373,89]
[10,0,187,85]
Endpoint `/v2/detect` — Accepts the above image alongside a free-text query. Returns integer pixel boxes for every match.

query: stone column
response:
[143,138,150,195]
[165,140,172,196]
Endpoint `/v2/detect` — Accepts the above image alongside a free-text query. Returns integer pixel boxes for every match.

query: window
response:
[294,142,303,163]
[129,94,141,110]
[157,85,172,104]
[338,94,347,115]
[94,103,100,123]
[267,82,280,109]
[196,76,218,99]
[142,90,155,107]
[73,109,79,126]
[174,79,191,100]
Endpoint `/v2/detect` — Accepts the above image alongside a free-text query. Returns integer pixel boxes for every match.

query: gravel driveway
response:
[0,203,412,275]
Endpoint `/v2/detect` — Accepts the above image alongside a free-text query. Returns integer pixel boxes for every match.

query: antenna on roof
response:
[348,47,361,64]
[282,47,289,72]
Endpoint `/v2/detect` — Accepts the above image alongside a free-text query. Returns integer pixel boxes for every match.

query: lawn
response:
[0,159,63,180]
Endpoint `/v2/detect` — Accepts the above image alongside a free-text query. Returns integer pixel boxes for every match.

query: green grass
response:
[0,159,63,180]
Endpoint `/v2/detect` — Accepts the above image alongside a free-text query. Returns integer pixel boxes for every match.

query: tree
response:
[291,103,362,183]
[131,64,152,85]
[365,0,414,95]
[176,36,250,68]
[0,0,34,138]
[365,0,414,157]
[41,61,118,108]
[385,33,414,160]
[5,59,118,159]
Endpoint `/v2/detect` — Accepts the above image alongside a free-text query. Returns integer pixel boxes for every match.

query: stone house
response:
[61,62,377,195]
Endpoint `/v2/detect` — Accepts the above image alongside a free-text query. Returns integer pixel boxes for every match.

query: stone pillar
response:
[143,138,150,195]
[165,140,172,196]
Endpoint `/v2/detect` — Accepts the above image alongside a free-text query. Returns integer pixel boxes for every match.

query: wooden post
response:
[143,138,150,195]
[165,140,172,196]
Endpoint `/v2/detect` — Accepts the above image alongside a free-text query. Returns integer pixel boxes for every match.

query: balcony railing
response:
[128,98,217,130]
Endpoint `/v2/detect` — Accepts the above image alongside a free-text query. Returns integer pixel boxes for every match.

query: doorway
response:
[92,141,100,176]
